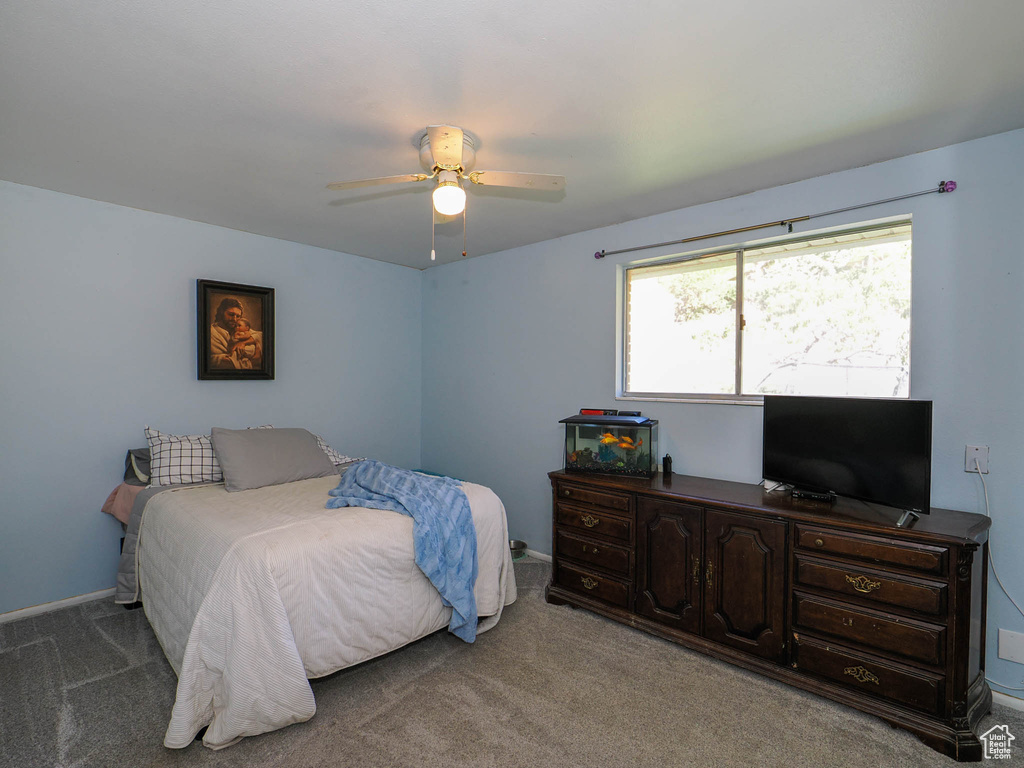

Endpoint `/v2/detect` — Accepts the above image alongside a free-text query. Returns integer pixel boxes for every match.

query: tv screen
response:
[762,396,933,513]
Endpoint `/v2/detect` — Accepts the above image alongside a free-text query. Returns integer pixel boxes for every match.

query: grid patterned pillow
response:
[314,434,361,466]
[145,426,222,486]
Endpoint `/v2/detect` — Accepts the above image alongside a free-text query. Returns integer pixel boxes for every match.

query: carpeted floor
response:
[1,558,1022,767]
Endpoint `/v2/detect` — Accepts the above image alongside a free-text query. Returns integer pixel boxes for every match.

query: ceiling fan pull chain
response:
[430,192,436,261]
[463,203,467,258]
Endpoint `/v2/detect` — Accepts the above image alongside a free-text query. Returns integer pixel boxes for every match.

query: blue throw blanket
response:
[325,460,479,642]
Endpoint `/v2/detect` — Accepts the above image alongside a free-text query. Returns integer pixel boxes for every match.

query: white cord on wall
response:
[975,457,1024,691]
[975,458,1024,619]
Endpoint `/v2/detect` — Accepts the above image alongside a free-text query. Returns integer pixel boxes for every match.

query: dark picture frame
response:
[197,279,275,380]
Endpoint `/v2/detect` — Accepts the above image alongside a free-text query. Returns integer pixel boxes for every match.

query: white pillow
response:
[314,434,361,466]
[145,426,222,486]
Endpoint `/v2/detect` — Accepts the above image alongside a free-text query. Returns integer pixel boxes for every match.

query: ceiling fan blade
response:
[426,125,464,170]
[466,170,565,191]
[326,173,428,191]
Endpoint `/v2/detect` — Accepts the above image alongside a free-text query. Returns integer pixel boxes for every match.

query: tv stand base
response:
[897,509,921,527]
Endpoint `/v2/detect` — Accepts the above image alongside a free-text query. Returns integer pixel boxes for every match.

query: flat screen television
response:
[762,395,933,514]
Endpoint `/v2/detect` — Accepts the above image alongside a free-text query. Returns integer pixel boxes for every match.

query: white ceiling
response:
[2,2,1024,269]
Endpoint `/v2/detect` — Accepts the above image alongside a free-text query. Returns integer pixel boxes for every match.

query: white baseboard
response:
[524,548,552,563]
[993,691,1024,712]
[0,588,116,625]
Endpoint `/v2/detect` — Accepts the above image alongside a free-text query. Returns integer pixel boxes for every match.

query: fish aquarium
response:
[560,414,658,478]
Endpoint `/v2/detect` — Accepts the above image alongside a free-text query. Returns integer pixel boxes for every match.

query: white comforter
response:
[136,475,517,749]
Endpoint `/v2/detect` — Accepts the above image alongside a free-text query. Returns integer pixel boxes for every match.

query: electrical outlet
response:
[965,445,989,473]
[998,629,1024,664]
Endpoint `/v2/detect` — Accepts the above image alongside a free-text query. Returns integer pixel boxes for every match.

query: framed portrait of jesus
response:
[197,279,275,380]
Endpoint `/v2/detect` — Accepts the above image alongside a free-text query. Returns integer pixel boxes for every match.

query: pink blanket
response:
[102,482,144,525]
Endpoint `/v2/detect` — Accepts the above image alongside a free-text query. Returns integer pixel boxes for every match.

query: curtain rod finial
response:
[594,250,605,260]
[939,180,957,193]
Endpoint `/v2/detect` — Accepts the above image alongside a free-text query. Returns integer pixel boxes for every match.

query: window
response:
[623,222,912,401]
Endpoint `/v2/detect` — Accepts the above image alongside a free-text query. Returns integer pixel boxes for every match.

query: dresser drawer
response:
[556,529,631,577]
[793,592,945,667]
[795,525,948,576]
[795,555,947,616]
[554,562,631,609]
[555,482,632,513]
[556,503,632,543]
[793,635,944,716]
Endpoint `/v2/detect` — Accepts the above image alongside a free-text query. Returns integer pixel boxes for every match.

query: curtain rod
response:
[593,180,957,260]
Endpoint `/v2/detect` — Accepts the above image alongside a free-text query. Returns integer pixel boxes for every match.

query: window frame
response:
[618,219,913,405]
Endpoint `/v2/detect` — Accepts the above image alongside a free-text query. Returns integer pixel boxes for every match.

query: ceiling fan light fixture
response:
[432,170,466,216]
[323,125,567,263]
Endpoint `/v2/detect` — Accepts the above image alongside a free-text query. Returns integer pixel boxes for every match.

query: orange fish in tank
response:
[617,437,643,451]
[598,433,619,444]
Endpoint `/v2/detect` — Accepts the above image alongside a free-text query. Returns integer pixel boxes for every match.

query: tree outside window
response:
[624,223,912,400]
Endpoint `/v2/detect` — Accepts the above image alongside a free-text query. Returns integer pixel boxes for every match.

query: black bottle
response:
[662,454,672,476]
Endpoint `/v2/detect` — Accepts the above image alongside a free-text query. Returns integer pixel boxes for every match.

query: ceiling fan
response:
[326,125,566,260]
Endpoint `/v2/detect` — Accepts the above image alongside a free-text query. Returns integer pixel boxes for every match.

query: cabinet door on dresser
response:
[636,497,703,634]
[703,509,787,662]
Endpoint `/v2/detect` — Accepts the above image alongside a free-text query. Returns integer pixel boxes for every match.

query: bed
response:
[111,427,517,750]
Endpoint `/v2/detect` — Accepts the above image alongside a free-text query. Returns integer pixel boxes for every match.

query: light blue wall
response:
[421,128,1024,697]
[3,129,1022,698]
[0,181,422,615]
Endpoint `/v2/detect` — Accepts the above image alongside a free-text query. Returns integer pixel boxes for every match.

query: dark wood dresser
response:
[546,470,991,761]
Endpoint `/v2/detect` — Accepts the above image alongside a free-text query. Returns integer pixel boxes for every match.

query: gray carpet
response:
[1,559,1022,767]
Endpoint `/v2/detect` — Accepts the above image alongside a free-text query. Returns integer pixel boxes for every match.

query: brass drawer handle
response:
[562,488,571,497]
[845,574,882,593]
[844,665,880,685]
[582,544,600,556]
[692,555,701,586]
[705,560,713,587]
[814,538,825,547]
[581,514,600,528]
[581,576,598,590]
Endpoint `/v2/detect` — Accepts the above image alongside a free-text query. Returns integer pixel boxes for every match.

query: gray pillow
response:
[123,448,151,486]
[210,427,338,492]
